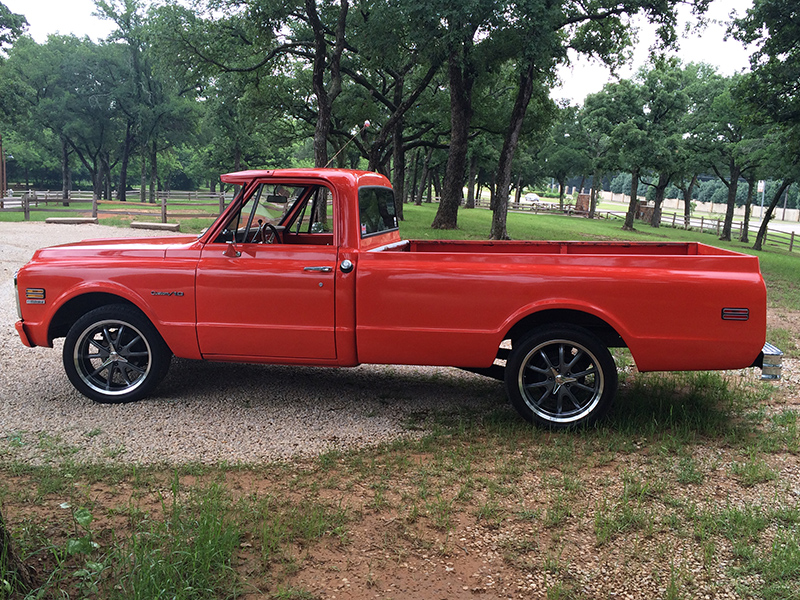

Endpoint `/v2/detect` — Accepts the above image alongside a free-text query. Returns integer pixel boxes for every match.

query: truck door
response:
[195,183,338,361]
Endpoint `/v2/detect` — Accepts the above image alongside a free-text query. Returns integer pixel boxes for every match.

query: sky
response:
[552,0,755,104]
[4,0,756,105]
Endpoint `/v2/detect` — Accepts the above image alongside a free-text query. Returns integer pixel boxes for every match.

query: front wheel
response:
[63,305,171,403]
[505,325,617,428]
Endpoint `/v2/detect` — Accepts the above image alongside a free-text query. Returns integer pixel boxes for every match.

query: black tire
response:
[63,304,172,403]
[505,325,617,428]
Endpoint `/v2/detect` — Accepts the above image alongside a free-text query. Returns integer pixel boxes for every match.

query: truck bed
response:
[356,238,765,373]
[400,240,744,256]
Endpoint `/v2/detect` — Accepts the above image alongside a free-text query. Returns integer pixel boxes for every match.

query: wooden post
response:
[790,231,795,253]
[161,195,167,223]
[92,197,98,219]
[219,193,225,215]
[23,195,29,220]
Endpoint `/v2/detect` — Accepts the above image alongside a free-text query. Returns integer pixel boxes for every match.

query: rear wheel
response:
[505,325,617,428]
[63,305,171,403]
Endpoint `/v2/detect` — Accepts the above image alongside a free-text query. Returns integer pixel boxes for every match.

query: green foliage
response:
[0,1,26,49]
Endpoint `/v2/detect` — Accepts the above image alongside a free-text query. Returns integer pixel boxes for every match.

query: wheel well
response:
[504,309,626,349]
[48,293,139,342]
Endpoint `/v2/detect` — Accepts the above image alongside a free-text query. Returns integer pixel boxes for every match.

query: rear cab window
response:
[359,186,398,238]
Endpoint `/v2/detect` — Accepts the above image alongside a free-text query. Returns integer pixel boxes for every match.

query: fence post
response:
[700,216,704,231]
[790,232,795,253]
[92,197,98,219]
[23,195,29,221]
[161,196,167,223]
[219,193,225,215]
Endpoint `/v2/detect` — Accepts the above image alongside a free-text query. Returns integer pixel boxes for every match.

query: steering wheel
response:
[256,219,280,244]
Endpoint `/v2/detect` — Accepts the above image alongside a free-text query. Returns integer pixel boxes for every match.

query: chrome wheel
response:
[63,305,171,403]
[506,326,617,427]
[73,319,152,397]
[518,339,603,424]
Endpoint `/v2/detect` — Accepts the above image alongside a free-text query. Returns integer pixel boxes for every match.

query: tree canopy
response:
[0,0,798,249]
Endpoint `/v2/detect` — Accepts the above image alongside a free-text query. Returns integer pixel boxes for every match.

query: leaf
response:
[66,537,93,556]
[74,507,93,528]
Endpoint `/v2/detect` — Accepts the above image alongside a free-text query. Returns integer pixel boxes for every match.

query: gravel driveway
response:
[0,222,503,465]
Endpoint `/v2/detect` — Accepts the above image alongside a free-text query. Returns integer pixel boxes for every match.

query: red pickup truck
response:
[14,168,781,427]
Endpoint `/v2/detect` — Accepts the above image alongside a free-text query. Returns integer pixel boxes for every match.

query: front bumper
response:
[15,320,34,348]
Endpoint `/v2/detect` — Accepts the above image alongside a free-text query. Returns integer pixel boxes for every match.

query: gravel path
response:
[0,222,504,466]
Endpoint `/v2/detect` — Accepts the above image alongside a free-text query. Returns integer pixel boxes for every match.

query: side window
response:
[287,186,334,235]
[359,186,398,237]
[216,183,304,243]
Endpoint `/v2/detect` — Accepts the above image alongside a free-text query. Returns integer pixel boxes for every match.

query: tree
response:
[584,79,649,230]
[428,0,712,231]
[540,105,591,210]
[732,0,800,250]
[0,1,25,49]
[693,74,766,241]
[636,57,690,227]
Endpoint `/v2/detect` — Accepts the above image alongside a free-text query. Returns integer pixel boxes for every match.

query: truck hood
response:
[29,235,199,262]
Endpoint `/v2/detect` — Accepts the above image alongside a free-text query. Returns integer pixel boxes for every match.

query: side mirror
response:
[223,242,241,258]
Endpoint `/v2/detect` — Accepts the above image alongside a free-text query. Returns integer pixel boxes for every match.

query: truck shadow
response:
[159,357,508,422]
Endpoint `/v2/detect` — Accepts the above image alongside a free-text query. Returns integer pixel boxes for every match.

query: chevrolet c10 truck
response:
[14,168,782,427]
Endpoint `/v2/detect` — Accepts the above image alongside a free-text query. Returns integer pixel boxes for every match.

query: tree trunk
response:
[720,162,741,241]
[392,118,405,220]
[679,175,697,228]
[465,153,477,209]
[305,0,346,227]
[1,508,35,592]
[306,0,347,169]
[754,178,793,251]
[101,152,112,201]
[409,149,421,206]
[741,176,755,243]
[589,170,602,219]
[61,138,71,206]
[117,122,134,201]
[491,61,536,240]
[649,172,671,228]
[432,46,474,230]
[140,146,147,203]
[149,140,157,204]
[431,168,442,204]
[416,147,434,206]
[623,168,640,231]
[577,176,586,196]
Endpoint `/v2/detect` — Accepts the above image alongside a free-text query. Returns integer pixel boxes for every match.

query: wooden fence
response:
[0,190,232,223]
[474,196,797,253]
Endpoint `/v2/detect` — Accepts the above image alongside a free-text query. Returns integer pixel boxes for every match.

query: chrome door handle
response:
[303,266,333,273]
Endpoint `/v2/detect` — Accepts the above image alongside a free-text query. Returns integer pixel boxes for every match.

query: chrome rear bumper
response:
[760,342,784,380]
